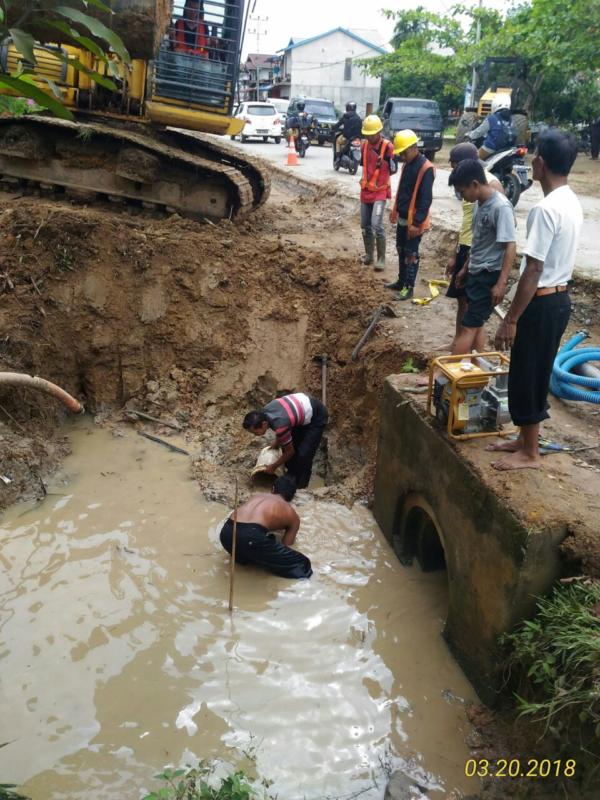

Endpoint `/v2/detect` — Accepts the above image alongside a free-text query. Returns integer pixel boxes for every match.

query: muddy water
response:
[0,419,478,799]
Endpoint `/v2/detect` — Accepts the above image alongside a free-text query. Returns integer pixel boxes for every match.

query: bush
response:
[501,581,600,747]
[142,763,266,800]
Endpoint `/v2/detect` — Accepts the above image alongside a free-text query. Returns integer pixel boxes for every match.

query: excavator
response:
[0,0,270,220]
[456,57,529,148]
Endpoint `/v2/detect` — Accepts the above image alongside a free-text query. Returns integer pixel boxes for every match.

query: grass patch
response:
[143,763,273,800]
[501,580,600,779]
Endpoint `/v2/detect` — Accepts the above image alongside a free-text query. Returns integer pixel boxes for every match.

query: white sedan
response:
[232,102,283,144]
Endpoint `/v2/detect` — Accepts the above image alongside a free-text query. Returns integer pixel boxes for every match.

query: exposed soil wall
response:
[0,185,414,510]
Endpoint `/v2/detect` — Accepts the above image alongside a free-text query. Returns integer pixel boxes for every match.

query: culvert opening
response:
[395,494,447,573]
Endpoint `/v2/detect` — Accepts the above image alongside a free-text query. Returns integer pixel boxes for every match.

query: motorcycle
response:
[484,145,532,207]
[333,133,361,174]
[285,115,316,158]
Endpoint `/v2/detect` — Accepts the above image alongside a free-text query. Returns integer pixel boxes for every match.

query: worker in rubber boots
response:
[243,392,328,490]
[385,130,435,301]
[359,115,396,271]
[489,129,583,472]
[219,476,312,580]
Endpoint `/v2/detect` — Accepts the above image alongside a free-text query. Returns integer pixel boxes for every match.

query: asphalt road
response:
[229,136,599,281]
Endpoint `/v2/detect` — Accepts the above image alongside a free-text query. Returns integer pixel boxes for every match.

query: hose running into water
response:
[550,331,600,404]
[0,372,84,413]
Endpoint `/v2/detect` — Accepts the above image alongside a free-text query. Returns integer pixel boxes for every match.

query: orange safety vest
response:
[174,18,208,57]
[390,158,435,232]
[360,138,392,193]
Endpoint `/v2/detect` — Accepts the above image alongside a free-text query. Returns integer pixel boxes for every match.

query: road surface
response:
[230,137,600,282]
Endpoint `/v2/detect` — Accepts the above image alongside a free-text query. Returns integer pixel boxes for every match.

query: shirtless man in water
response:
[219,476,312,579]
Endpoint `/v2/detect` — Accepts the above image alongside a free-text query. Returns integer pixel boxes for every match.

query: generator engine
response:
[431,355,513,437]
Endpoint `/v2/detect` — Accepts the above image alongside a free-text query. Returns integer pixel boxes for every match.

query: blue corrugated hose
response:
[550,331,600,404]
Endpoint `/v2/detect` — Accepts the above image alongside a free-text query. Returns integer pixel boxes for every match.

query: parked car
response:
[287,97,339,145]
[266,97,290,122]
[232,102,283,143]
[381,97,443,160]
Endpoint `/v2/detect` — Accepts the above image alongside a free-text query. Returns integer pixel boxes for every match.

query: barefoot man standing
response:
[490,129,583,471]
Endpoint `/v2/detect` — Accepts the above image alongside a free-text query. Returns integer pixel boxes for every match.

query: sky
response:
[241,0,510,58]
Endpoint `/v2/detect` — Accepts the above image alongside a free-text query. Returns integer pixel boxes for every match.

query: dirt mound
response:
[0,187,416,508]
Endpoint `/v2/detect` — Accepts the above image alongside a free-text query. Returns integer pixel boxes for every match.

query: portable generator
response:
[427,353,516,440]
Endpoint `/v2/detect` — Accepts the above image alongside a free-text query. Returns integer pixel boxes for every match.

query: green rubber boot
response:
[374,235,386,271]
[361,232,374,265]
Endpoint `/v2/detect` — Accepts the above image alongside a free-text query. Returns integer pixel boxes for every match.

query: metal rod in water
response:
[137,430,189,455]
[228,479,239,613]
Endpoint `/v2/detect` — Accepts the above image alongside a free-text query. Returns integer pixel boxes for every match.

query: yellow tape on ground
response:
[412,279,450,306]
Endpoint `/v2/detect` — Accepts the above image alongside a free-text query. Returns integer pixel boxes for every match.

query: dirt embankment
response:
[0,183,418,512]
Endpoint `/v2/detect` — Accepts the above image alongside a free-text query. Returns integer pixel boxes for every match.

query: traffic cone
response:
[286,134,299,166]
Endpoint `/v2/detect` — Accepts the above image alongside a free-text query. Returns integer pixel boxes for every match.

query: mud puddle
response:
[0,418,478,799]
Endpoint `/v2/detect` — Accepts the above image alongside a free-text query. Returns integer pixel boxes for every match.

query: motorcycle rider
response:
[359,114,397,271]
[467,94,517,159]
[285,100,316,150]
[333,101,362,165]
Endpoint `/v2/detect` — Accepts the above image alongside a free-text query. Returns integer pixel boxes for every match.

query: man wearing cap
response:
[359,115,397,271]
[385,130,435,301]
[446,143,504,340]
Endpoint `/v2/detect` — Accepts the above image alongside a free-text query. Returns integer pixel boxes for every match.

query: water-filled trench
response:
[0,418,479,798]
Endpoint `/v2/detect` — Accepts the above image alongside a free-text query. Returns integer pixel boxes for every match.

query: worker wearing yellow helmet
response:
[359,114,397,271]
[385,129,435,301]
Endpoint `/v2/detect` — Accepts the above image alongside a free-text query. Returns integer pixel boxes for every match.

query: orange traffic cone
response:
[287,134,299,166]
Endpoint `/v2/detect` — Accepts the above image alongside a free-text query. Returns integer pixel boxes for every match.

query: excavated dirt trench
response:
[1,169,600,570]
[0,178,427,512]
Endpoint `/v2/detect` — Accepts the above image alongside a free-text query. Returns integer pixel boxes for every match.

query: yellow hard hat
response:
[393,129,419,154]
[361,114,383,136]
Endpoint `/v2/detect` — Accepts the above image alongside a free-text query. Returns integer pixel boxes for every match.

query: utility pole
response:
[470,0,483,107]
[248,14,268,99]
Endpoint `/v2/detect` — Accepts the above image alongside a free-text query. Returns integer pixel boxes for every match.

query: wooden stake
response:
[228,479,239,613]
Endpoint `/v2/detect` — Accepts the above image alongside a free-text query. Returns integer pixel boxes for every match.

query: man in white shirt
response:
[490,129,583,470]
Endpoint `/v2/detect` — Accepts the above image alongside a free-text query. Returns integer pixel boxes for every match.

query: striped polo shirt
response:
[263,393,314,447]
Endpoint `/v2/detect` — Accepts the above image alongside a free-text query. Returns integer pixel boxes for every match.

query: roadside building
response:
[239,53,281,101]
[271,28,385,115]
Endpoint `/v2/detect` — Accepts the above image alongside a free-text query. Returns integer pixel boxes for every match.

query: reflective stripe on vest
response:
[360,138,391,193]
[390,158,435,231]
[174,18,208,56]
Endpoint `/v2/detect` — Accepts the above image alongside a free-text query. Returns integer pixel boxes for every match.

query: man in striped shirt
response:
[243,392,329,489]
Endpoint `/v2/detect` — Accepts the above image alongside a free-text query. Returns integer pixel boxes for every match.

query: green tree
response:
[364,8,468,116]
[363,1,600,122]
[0,0,129,118]
[474,0,600,114]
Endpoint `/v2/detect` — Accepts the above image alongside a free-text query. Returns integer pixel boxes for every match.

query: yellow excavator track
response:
[0,116,271,221]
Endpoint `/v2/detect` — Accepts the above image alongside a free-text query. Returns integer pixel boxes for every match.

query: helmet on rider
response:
[297,100,306,112]
[361,114,383,136]
[491,93,511,114]
[346,101,357,113]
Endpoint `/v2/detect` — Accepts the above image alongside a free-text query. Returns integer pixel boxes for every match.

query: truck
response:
[381,97,443,160]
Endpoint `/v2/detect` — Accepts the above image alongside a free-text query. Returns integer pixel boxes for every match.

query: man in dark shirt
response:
[333,101,362,164]
[385,129,435,301]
